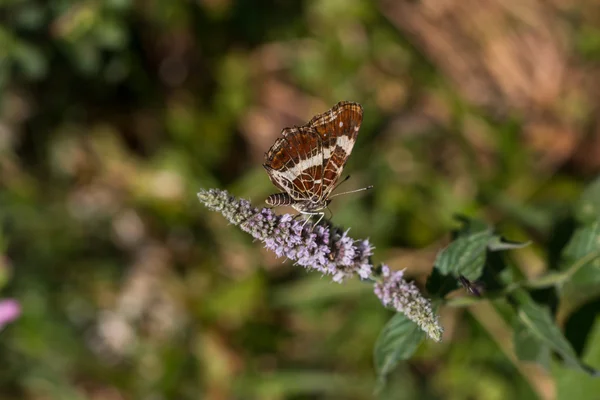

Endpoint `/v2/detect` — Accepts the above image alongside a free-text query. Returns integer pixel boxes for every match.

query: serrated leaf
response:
[374,313,424,387]
[517,294,599,376]
[434,229,494,280]
[575,177,600,224]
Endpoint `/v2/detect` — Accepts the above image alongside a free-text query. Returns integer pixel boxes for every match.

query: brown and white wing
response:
[306,101,363,199]
[263,126,324,201]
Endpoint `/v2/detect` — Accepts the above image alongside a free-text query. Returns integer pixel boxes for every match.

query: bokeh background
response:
[2,0,600,399]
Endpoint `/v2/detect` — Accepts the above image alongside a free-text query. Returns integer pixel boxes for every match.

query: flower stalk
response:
[198,188,443,341]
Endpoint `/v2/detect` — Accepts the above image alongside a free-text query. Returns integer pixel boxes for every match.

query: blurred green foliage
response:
[1,0,600,399]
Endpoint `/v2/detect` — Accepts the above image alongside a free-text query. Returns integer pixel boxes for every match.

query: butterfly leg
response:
[300,215,311,230]
[298,211,325,231]
[313,212,325,227]
[300,212,317,230]
[293,214,307,228]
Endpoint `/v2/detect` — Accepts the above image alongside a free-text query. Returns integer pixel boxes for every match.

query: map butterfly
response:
[263,101,370,224]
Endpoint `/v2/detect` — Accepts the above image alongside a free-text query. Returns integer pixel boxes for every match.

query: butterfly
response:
[263,101,370,225]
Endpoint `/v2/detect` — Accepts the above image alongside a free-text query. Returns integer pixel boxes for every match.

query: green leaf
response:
[565,265,600,292]
[558,220,600,311]
[374,313,424,388]
[561,221,600,273]
[561,269,600,318]
[516,294,599,376]
[556,316,600,399]
[434,229,494,280]
[575,177,600,224]
[513,319,551,369]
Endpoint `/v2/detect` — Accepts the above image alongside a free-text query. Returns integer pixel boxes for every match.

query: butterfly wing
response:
[263,126,324,201]
[305,101,363,200]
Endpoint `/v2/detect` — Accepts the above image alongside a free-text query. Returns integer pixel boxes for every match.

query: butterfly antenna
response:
[333,175,351,191]
[329,185,373,199]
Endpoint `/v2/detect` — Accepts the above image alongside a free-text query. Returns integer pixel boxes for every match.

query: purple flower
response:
[198,188,443,341]
[374,266,443,342]
[0,299,21,330]
[197,188,373,283]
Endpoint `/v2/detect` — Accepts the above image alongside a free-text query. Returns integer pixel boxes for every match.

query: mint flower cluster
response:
[198,188,443,342]
[374,266,442,341]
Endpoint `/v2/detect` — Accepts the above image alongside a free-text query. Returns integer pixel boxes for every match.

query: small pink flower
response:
[0,299,21,330]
